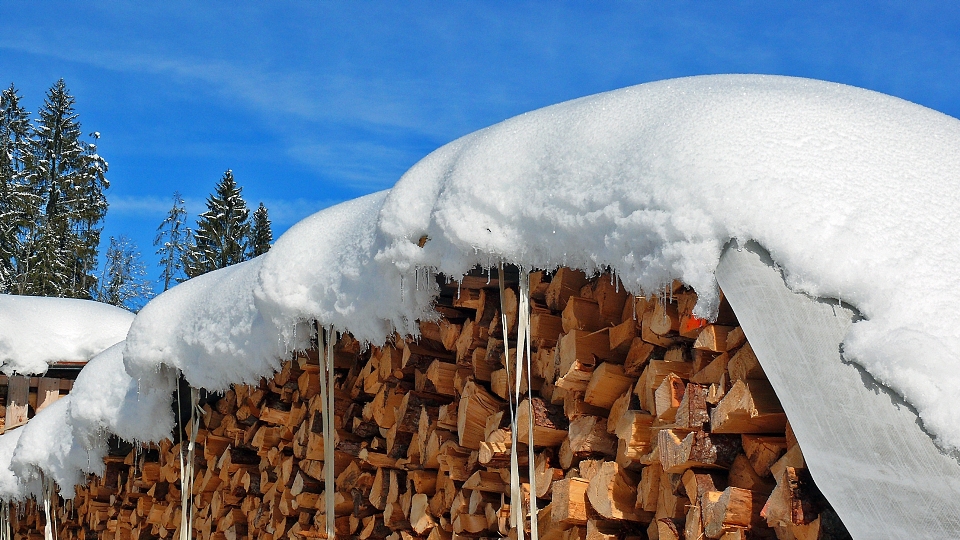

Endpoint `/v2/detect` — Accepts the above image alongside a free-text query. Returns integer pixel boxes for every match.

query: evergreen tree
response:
[19,79,108,298]
[250,202,272,257]
[0,84,33,292]
[154,191,190,291]
[95,235,153,312]
[184,170,251,278]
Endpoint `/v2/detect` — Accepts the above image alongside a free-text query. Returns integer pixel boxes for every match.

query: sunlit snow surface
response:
[0,295,134,375]
[11,74,960,500]
[129,74,960,449]
[380,74,960,453]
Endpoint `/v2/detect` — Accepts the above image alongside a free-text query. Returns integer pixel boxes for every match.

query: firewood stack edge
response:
[9,267,850,540]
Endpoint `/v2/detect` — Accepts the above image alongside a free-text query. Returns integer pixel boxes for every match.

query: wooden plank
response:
[5,376,29,429]
[36,377,61,413]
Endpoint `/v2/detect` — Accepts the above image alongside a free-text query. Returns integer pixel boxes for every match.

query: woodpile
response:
[8,267,849,540]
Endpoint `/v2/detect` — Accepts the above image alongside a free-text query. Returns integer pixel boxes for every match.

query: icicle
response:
[320,325,336,540]
[498,264,523,540]
[519,269,538,540]
[42,475,56,540]
[500,265,539,539]
[179,385,200,540]
[0,501,10,540]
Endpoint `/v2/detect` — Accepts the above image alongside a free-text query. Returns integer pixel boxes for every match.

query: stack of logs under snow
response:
[14,267,849,540]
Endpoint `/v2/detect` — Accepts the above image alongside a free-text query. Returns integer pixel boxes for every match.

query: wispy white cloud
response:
[0,28,457,140]
[286,139,418,192]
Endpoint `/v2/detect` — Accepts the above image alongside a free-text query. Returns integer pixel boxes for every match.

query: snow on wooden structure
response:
[3,73,960,538]
[0,295,133,432]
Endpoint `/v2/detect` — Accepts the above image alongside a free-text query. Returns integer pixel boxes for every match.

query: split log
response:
[551,477,589,525]
[586,461,644,522]
[583,363,634,409]
[711,379,787,434]
[658,430,742,473]
[516,397,569,448]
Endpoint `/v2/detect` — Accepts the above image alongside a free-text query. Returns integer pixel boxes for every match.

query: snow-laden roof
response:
[7,73,960,502]
[0,295,134,375]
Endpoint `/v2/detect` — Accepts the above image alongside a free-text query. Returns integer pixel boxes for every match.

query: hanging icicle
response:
[498,264,523,540]
[499,264,539,540]
[179,385,200,540]
[42,474,56,540]
[0,501,9,540]
[319,325,337,540]
[519,270,539,540]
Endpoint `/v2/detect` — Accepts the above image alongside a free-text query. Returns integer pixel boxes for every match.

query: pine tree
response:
[19,79,108,298]
[250,202,272,257]
[184,170,251,278]
[95,235,153,311]
[154,191,190,291]
[0,84,34,292]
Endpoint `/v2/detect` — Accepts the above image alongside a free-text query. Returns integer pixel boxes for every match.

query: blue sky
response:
[2,1,959,289]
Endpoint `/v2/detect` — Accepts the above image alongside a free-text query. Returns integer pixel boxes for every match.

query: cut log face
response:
[586,462,643,522]
[693,325,737,353]
[702,487,768,539]
[584,363,634,409]
[546,268,589,311]
[517,397,569,447]
[727,343,765,381]
[21,267,849,540]
[711,379,787,434]
[552,477,590,525]
[457,381,502,449]
[562,297,603,333]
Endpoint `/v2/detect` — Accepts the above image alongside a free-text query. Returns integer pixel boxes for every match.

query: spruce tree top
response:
[251,202,272,258]
[184,170,251,278]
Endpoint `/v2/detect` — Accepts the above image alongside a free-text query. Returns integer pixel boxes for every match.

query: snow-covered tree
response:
[95,235,153,311]
[154,191,190,291]
[184,170,251,278]
[250,202,272,257]
[0,84,34,292]
[18,79,108,298]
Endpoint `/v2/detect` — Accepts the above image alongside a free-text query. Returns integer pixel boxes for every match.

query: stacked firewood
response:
[11,267,849,540]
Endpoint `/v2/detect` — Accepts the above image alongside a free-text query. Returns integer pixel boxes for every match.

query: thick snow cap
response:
[0,295,134,375]
[126,74,960,458]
